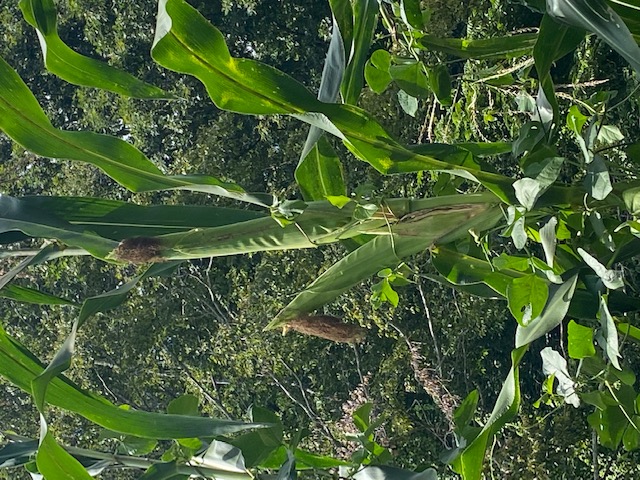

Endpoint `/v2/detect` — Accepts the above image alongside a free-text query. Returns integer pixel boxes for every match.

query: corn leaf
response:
[0,285,77,306]
[18,0,170,99]
[547,0,640,75]
[36,433,93,480]
[0,55,271,206]
[296,137,346,200]
[296,15,346,201]
[0,195,120,259]
[451,346,528,479]
[268,203,500,328]
[341,0,378,104]
[419,33,538,59]
[150,0,516,201]
[14,196,266,240]
[0,324,264,439]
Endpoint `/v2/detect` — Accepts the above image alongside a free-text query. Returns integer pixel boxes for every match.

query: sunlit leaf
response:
[36,432,92,480]
[515,275,578,348]
[341,0,378,104]
[547,0,640,75]
[353,466,438,480]
[18,0,170,98]
[397,90,419,116]
[540,216,558,267]
[597,295,622,370]
[568,320,596,359]
[578,248,624,290]
[540,347,580,407]
[507,274,549,326]
[420,33,538,59]
[0,56,268,206]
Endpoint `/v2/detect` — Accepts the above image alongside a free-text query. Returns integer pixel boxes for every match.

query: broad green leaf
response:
[389,62,431,98]
[397,90,419,117]
[329,0,353,54]
[365,51,393,93]
[618,323,640,342]
[566,105,591,161]
[296,137,346,200]
[534,15,583,75]
[597,296,622,370]
[513,122,546,158]
[428,64,452,106]
[231,407,283,468]
[139,460,250,479]
[433,246,526,296]
[0,285,77,306]
[588,401,629,450]
[515,275,578,348]
[622,186,640,215]
[36,432,92,480]
[540,216,558,267]
[540,347,580,407]
[623,420,640,451]
[138,461,185,480]
[513,177,545,210]
[507,205,528,250]
[607,0,640,42]
[294,450,350,469]
[597,124,624,145]
[454,390,479,429]
[533,14,585,125]
[189,441,247,474]
[585,155,613,200]
[0,56,269,206]
[589,210,615,252]
[341,0,378,104]
[547,0,640,75]
[400,0,424,29]
[507,274,549,326]
[18,0,169,98]
[577,248,624,290]
[353,403,373,432]
[167,394,200,416]
[419,33,538,59]
[524,156,565,189]
[153,0,318,114]
[371,278,400,307]
[568,320,596,358]
[0,324,264,439]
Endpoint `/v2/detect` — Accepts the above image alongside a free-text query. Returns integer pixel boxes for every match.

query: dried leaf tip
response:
[111,237,165,264]
[284,315,366,343]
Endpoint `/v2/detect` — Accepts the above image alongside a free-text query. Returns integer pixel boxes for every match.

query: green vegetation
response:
[2,0,640,478]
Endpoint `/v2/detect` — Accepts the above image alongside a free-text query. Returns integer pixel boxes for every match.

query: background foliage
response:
[2,0,640,478]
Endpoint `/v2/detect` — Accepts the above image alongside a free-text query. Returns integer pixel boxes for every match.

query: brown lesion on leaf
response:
[283,315,366,344]
[111,237,165,264]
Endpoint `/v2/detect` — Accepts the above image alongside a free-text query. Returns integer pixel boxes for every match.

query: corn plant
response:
[2,0,640,478]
